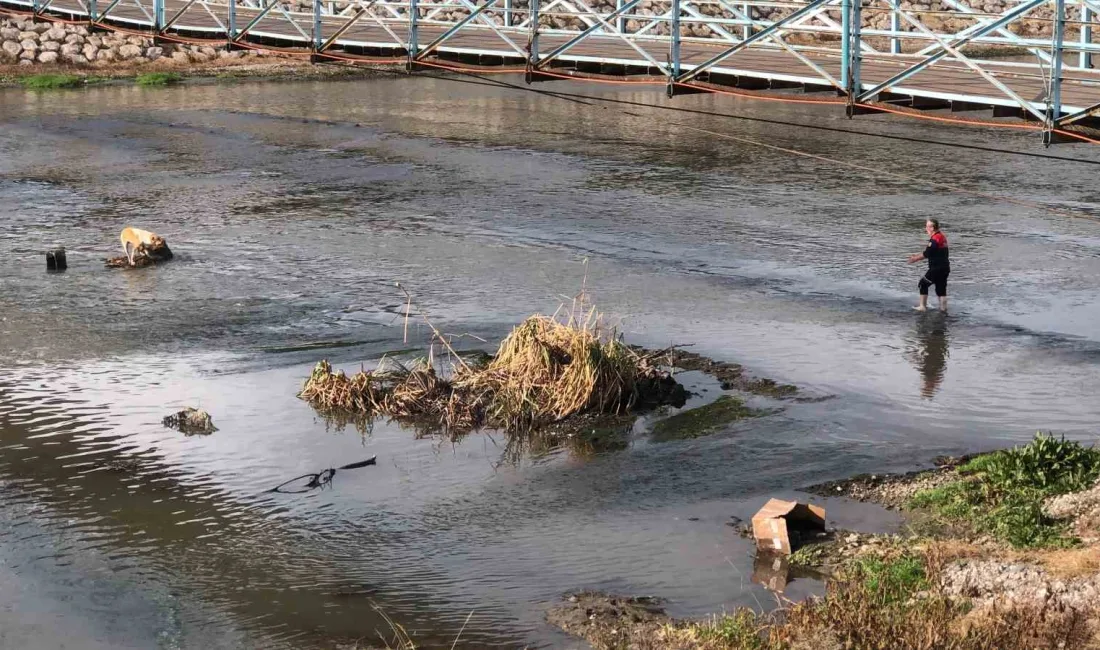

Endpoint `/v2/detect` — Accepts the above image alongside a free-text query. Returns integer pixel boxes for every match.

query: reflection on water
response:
[906,314,951,399]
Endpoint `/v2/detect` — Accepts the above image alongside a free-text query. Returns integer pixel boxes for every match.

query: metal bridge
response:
[4,0,1100,144]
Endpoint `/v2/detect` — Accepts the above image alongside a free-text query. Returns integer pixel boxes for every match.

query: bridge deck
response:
[5,0,1100,131]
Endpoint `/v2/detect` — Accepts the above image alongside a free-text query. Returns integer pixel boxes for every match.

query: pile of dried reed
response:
[298,310,681,435]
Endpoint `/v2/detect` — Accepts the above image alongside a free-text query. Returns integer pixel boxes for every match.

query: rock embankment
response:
[0,14,268,67]
[286,0,1077,40]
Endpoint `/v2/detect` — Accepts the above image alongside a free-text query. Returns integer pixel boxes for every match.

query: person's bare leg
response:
[915,294,928,311]
[939,295,948,312]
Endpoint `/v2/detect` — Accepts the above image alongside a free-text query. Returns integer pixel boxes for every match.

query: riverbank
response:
[549,434,1100,649]
[0,12,399,86]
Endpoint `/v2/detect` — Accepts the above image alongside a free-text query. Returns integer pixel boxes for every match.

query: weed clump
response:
[135,72,182,86]
[909,433,1100,548]
[21,74,82,89]
[299,313,683,436]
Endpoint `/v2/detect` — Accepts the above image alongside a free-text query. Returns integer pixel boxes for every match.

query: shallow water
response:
[2,74,1100,648]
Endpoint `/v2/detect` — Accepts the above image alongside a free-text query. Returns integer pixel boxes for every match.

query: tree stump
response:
[46,247,67,272]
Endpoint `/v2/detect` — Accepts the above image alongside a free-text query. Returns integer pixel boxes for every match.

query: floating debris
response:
[162,407,217,435]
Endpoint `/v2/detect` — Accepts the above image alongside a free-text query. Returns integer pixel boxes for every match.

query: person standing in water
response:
[908,219,950,312]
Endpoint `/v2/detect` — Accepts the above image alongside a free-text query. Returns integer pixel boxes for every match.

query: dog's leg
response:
[125,241,135,266]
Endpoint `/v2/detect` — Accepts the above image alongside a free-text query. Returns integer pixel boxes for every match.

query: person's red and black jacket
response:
[924,231,950,271]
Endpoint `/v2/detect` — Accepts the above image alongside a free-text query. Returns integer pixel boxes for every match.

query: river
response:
[2,73,1100,649]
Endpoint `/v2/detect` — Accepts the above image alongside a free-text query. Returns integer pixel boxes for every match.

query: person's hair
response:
[927,218,940,231]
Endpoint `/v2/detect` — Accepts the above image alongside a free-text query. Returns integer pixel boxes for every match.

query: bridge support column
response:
[617,0,624,33]
[154,0,164,30]
[228,0,237,40]
[526,0,540,82]
[89,0,97,21]
[741,2,749,40]
[1045,0,1065,145]
[408,0,419,70]
[504,0,512,27]
[313,0,322,50]
[890,0,900,54]
[668,0,680,96]
[1081,4,1093,69]
[840,0,851,90]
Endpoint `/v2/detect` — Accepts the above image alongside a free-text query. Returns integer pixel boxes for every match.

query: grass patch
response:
[909,433,1100,548]
[649,395,765,442]
[856,555,927,605]
[20,74,83,89]
[135,72,182,86]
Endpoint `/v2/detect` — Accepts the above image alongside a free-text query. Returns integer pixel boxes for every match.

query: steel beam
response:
[232,0,282,42]
[670,0,681,82]
[161,0,198,32]
[678,0,838,83]
[318,3,372,51]
[1046,0,1066,144]
[840,0,850,88]
[228,0,236,39]
[1058,99,1100,125]
[851,0,862,95]
[313,0,322,49]
[534,0,642,68]
[1082,3,1093,69]
[416,0,498,59]
[856,0,1046,101]
[92,0,124,24]
[409,0,418,59]
[890,0,900,54]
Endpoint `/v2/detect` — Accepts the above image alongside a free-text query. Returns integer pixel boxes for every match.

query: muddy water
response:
[2,75,1100,648]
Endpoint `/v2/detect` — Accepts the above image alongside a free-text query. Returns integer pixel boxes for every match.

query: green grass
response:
[135,72,182,86]
[856,556,927,605]
[20,74,83,89]
[649,395,765,442]
[694,610,769,649]
[909,433,1099,548]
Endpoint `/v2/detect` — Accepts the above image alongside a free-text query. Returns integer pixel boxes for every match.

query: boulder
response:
[45,27,66,41]
[189,51,211,63]
[18,30,38,42]
[37,50,58,63]
[86,35,102,48]
[119,43,142,58]
[60,42,81,57]
[42,40,60,52]
[82,44,98,60]
[69,54,89,64]
[145,45,164,60]
[19,48,35,60]
[64,33,84,44]
[32,22,49,34]
[126,35,145,46]
[18,57,33,66]
[96,48,116,61]
[199,46,217,57]
[20,39,38,52]
[2,40,20,58]
[0,27,18,41]
[170,50,190,63]
[75,26,89,36]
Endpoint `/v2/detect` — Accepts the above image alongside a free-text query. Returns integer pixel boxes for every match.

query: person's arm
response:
[908,237,937,264]
[907,251,925,264]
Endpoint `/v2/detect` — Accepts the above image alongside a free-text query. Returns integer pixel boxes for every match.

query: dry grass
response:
[299,307,678,436]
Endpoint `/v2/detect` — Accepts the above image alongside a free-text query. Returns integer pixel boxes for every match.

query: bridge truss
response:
[4,0,1100,143]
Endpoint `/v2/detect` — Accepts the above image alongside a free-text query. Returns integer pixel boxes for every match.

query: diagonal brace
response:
[534,0,643,69]
[161,0,199,31]
[1057,99,1100,126]
[318,1,376,52]
[677,0,839,83]
[233,0,282,42]
[415,0,498,60]
[90,0,124,22]
[856,0,1045,101]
